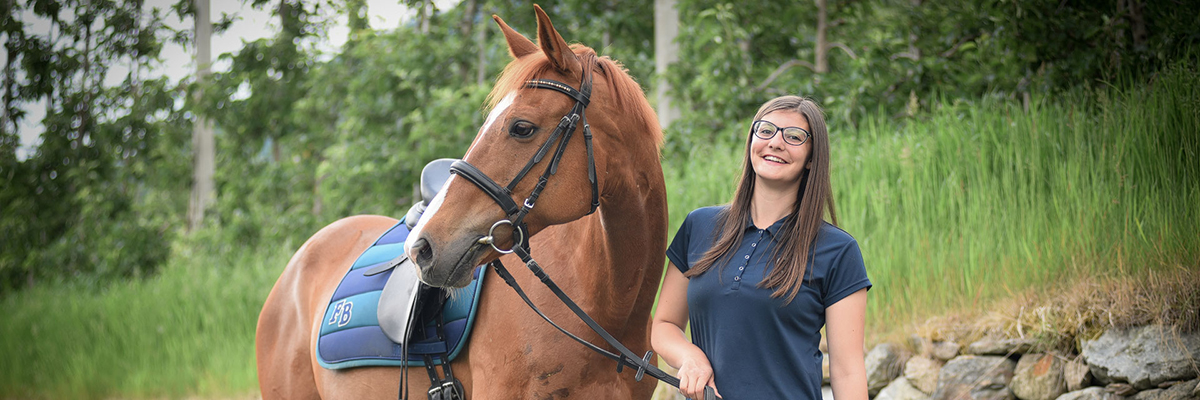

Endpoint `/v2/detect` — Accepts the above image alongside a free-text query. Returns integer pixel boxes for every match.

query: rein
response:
[448,60,717,400]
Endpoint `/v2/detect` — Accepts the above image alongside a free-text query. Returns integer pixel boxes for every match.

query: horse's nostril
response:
[411,237,434,266]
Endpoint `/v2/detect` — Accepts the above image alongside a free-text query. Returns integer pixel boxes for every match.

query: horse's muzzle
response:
[409,235,482,288]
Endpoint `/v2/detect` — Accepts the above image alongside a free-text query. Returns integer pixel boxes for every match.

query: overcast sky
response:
[8,0,458,159]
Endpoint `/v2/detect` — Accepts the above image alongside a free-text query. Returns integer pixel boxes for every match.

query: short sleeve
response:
[822,239,871,308]
[666,214,694,273]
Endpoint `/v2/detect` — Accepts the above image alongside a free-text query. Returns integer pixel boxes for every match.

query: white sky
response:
[7,0,459,160]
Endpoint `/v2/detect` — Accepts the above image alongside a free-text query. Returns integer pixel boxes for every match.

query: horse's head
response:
[405,5,659,288]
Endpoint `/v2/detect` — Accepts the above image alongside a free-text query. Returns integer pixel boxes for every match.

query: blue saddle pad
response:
[316,219,486,369]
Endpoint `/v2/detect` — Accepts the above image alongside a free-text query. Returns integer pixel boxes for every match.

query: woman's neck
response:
[750,179,800,229]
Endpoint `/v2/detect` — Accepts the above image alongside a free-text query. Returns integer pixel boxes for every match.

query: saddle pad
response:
[316,219,486,369]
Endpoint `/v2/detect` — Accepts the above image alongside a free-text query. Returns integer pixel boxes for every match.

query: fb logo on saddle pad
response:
[328,299,353,327]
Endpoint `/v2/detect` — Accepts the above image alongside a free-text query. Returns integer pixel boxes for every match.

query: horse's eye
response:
[509,120,537,139]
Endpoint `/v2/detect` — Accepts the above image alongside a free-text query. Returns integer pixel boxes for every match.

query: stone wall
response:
[860,325,1200,400]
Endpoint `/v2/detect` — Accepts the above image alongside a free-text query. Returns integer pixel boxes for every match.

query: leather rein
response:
[447,60,690,392]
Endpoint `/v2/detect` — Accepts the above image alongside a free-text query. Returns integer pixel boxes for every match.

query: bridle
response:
[446,58,707,396]
[449,56,599,255]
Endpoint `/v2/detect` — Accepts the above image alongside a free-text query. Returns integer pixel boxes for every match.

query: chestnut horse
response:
[256,6,666,399]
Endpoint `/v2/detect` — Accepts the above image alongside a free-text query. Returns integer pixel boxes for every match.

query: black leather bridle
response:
[447,60,716,399]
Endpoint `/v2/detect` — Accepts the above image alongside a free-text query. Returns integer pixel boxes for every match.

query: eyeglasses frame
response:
[750,120,811,146]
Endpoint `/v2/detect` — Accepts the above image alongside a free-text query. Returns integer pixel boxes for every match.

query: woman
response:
[652,96,871,400]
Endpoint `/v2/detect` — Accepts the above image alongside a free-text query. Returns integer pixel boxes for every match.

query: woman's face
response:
[749,110,812,187]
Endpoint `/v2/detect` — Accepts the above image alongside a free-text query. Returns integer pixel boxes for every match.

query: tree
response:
[0,0,188,291]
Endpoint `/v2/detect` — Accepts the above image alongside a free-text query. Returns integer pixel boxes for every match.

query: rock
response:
[1065,357,1094,392]
[1082,325,1200,389]
[906,355,944,395]
[1055,387,1118,400]
[967,337,1038,355]
[1194,380,1200,398]
[878,377,931,400]
[1133,389,1166,400]
[1106,383,1137,396]
[911,335,935,357]
[1011,353,1068,400]
[933,341,963,361]
[868,343,912,397]
[1130,379,1200,400]
[932,355,1017,400]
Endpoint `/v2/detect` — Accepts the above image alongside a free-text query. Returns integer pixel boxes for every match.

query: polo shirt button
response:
[744,255,750,260]
[751,243,757,247]
[734,276,740,281]
[739,266,744,271]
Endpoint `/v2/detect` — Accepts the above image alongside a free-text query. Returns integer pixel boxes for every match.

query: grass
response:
[1,64,1197,399]
[0,236,293,399]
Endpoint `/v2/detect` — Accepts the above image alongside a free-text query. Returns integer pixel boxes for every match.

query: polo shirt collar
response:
[742,213,788,238]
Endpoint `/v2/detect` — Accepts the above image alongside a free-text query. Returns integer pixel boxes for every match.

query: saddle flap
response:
[378,257,424,344]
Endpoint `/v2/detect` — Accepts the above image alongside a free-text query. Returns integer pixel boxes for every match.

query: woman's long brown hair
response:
[684,96,837,304]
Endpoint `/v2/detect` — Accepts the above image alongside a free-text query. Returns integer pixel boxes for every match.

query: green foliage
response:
[1,1,187,293]
[664,0,1200,148]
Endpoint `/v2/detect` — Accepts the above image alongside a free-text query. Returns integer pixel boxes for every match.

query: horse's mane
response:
[486,44,663,149]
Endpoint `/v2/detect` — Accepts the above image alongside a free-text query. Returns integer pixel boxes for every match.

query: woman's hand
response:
[677,353,719,399]
[652,265,722,399]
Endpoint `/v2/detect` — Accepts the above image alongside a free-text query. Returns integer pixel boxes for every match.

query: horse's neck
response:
[570,162,666,333]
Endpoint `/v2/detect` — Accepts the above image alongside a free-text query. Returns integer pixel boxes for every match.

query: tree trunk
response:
[654,0,680,129]
[476,11,487,85]
[815,0,828,74]
[188,0,215,232]
[419,0,431,34]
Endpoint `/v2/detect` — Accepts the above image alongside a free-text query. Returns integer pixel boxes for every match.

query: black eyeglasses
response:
[751,120,811,146]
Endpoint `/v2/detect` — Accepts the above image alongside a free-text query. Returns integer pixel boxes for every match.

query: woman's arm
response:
[652,264,719,399]
[827,288,869,400]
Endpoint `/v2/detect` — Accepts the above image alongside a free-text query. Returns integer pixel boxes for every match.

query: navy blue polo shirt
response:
[666,206,871,400]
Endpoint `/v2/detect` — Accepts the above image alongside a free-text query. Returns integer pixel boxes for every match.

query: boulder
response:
[1055,387,1117,400]
[1107,383,1137,397]
[878,377,931,400]
[1065,357,1094,392]
[1011,353,1068,400]
[868,343,912,397]
[911,335,935,357]
[933,341,963,361]
[1130,379,1200,400]
[967,337,1037,355]
[906,355,944,394]
[1082,325,1200,389]
[932,355,1018,400]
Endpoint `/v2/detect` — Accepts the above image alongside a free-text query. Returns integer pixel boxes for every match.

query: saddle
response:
[316,159,484,387]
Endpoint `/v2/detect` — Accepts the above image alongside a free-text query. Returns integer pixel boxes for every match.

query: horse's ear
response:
[493,15,537,59]
[534,4,581,74]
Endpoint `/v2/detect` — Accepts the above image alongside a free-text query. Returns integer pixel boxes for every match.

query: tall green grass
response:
[664,63,1199,339]
[0,234,293,399]
[1,64,1196,399]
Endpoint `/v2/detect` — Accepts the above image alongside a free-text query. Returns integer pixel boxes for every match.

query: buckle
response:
[428,385,443,400]
[441,381,463,400]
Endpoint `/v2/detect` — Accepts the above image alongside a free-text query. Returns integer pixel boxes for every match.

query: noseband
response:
[445,60,702,395]
[448,60,599,253]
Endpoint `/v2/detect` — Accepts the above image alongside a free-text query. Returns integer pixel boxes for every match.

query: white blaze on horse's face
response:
[405,176,452,267]
[405,91,516,273]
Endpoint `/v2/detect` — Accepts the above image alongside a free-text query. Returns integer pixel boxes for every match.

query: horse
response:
[255,5,667,399]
